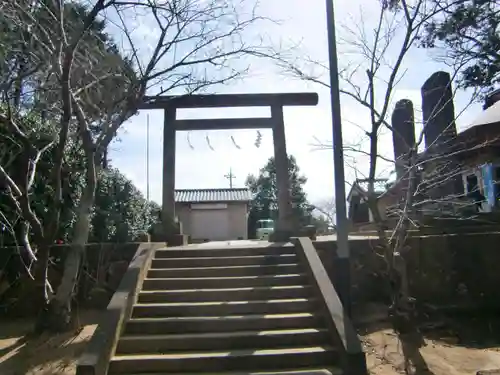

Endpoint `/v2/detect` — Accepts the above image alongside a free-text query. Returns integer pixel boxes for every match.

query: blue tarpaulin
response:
[482,164,496,207]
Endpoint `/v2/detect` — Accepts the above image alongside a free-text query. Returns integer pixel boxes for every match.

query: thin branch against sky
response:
[106,0,484,204]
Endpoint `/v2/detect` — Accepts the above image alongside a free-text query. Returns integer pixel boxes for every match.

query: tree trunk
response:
[389,155,418,333]
[33,243,53,333]
[46,181,96,332]
[367,195,414,332]
[43,80,100,331]
[15,198,55,332]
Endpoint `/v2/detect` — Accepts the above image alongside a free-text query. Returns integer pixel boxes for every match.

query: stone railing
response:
[76,242,164,375]
[294,237,367,374]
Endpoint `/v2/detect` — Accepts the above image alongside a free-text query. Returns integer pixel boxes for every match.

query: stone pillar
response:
[421,71,463,200]
[391,99,415,181]
[270,105,295,241]
[162,107,176,228]
[158,107,186,246]
[421,71,457,150]
[391,99,423,218]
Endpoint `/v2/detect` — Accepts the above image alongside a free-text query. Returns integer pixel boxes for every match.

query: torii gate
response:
[139,92,318,244]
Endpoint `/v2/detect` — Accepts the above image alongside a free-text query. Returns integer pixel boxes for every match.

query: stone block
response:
[135,232,151,242]
[166,234,188,246]
[299,225,317,240]
[149,217,184,242]
[269,229,293,242]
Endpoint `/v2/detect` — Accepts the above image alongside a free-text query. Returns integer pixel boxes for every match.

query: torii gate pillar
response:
[139,93,318,243]
[161,106,178,237]
[270,104,295,241]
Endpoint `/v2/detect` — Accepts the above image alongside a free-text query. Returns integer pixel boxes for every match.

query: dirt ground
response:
[363,327,500,375]
[358,304,500,375]
[0,309,99,375]
[1,308,500,375]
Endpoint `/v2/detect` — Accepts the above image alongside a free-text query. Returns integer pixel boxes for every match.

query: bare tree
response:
[273,0,482,333]
[274,3,493,372]
[313,197,336,229]
[0,0,275,330]
[0,0,68,308]
[0,0,137,326]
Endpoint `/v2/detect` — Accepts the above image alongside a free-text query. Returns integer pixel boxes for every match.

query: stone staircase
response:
[77,240,366,375]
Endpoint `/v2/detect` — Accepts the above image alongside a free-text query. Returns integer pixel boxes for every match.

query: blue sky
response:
[108,0,483,206]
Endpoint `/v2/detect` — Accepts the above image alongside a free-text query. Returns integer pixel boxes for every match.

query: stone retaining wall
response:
[0,243,140,316]
[2,233,499,316]
[315,233,500,310]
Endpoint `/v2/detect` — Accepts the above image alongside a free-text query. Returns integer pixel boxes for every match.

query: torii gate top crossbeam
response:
[139,92,318,110]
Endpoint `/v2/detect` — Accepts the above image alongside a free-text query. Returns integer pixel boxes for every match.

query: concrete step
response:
[150,254,297,268]
[124,313,325,335]
[132,298,319,318]
[155,245,295,259]
[123,369,341,375]
[108,346,338,374]
[116,328,331,354]
[141,274,308,290]
[137,285,314,303]
[147,264,302,278]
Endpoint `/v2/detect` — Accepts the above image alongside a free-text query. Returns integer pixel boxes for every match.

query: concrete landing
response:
[166,240,293,250]
[164,234,379,250]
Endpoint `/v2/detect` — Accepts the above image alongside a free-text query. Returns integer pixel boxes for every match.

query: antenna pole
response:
[224,168,236,189]
[146,114,150,201]
[326,0,351,315]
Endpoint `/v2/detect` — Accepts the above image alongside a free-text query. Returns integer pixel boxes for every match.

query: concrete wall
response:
[176,202,248,240]
[176,203,192,234]
[368,199,392,222]
[228,202,249,239]
[314,233,500,311]
[348,190,398,225]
